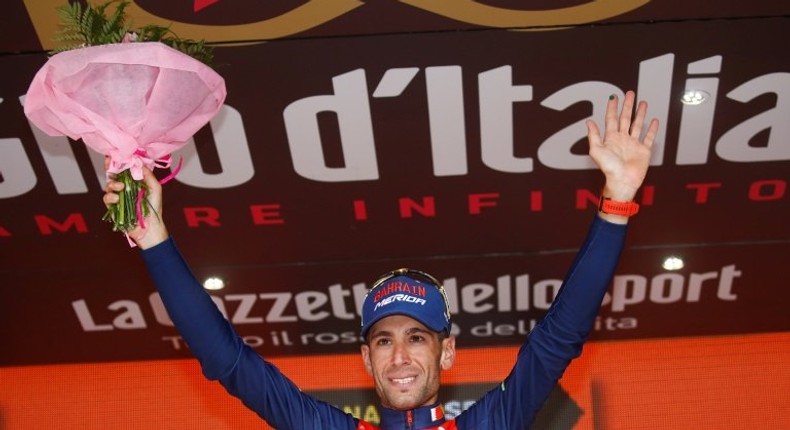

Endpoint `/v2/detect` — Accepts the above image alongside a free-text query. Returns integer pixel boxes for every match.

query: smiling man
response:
[360,270,456,420]
[105,91,658,429]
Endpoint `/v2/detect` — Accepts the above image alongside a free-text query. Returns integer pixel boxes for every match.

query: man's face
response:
[360,315,456,410]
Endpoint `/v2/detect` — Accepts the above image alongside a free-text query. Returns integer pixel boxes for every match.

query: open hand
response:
[586,90,659,202]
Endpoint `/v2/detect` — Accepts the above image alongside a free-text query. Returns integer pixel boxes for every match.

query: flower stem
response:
[103,169,148,232]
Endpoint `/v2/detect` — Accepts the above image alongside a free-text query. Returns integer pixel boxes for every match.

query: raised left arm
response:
[586,90,659,224]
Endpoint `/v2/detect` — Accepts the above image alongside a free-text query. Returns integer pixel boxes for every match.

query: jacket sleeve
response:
[142,237,359,430]
[456,215,627,429]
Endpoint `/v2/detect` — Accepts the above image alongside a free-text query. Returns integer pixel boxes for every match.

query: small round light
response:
[662,256,684,271]
[681,90,710,106]
[203,276,225,290]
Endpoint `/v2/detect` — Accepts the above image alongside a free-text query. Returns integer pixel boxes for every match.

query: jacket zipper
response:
[406,410,413,429]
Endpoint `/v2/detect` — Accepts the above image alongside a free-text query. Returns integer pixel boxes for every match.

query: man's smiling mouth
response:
[391,377,416,385]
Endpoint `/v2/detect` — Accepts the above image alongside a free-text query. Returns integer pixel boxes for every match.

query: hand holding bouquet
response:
[24,1,226,238]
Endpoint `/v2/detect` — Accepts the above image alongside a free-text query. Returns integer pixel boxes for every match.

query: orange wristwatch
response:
[598,195,640,217]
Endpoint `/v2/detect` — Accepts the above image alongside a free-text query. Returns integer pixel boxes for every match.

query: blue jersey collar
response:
[378,403,446,429]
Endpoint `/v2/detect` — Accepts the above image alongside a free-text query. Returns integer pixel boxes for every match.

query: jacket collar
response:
[378,403,446,429]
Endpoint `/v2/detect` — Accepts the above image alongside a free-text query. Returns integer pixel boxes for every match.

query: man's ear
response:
[440,336,456,371]
[360,344,374,376]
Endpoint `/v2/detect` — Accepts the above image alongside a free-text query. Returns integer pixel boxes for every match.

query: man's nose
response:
[392,341,411,365]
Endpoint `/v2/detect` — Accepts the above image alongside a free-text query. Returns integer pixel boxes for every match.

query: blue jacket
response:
[142,216,626,429]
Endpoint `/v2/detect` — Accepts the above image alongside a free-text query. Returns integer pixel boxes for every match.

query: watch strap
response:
[598,195,640,217]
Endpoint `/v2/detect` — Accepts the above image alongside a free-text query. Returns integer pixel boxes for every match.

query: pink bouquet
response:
[24,1,226,236]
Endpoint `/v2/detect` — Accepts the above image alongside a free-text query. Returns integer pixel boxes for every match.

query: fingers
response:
[604,94,619,135]
[618,91,636,134]
[141,167,161,193]
[586,119,602,148]
[102,191,119,206]
[103,166,160,204]
[103,179,123,206]
[643,118,660,148]
[629,100,647,138]
[607,91,658,146]
[103,156,120,206]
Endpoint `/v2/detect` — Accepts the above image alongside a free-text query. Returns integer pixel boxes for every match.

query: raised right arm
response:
[104,169,359,429]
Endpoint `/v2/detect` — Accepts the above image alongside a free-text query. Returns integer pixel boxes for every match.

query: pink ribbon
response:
[135,155,182,229]
[124,154,183,247]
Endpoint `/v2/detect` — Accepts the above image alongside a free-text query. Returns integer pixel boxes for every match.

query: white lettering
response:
[717,73,790,162]
[294,291,330,321]
[107,300,147,329]
[427,66,468,176]
[532,279,561,309]
[226,294,264,324]
[637,53,674,166]
[539,82,618,170]
[72,299,114,332]
[373,294,427,311]
[603,265,742,312]
[175,104,255,188]
[479,65,534,173]
[676,56,722,164]
[72,299,146,331]
[461,283,495,313]
[328,284,356,320]
[283,69,379,181]
[0,136,37,198]
[259,292,298,322]
[5,56,789,198]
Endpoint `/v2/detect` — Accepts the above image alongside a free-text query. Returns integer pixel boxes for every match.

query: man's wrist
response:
[598,195,639,217]
[132,226,169,250]
[600,183,638,202]
[597,184,640,224]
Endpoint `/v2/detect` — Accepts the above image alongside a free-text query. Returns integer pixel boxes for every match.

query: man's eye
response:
[409,335,425,343]
[376,338,391,346]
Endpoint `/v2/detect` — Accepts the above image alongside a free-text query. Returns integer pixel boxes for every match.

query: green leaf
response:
[51,0,215,68]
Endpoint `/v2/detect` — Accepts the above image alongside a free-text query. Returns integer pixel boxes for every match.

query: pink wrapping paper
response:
[24,42,226,179]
